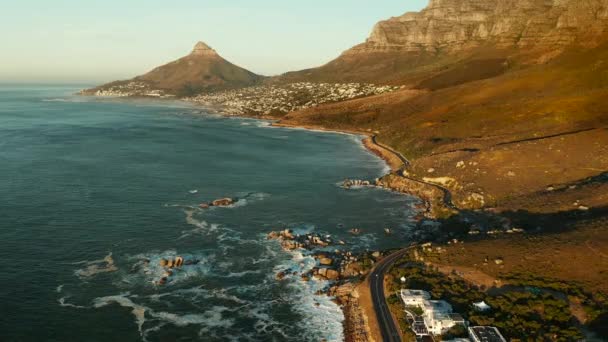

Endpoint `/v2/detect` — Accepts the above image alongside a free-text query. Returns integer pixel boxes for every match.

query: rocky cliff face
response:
[351,0,608,54]
[276,0,608,84]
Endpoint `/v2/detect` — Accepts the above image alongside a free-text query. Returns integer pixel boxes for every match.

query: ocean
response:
[0,85,420,341]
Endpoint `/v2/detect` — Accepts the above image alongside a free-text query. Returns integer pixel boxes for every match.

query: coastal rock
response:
[212,198,234,207]
[319,257,333,266]
[174,256,184,268]
[281,240,303,251]
[276,271,287,281]
[282,229,295,239]
[326,269,340,280]
[343,179,373,188]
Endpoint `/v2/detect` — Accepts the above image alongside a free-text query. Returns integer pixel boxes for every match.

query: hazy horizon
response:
[0,1,428,84]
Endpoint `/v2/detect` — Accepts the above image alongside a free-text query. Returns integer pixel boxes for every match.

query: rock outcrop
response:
[349,0,608,54]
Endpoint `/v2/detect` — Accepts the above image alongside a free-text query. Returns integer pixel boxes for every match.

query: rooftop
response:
[469,326,507,342]
[401,289,431,298]
[424,299,453,312]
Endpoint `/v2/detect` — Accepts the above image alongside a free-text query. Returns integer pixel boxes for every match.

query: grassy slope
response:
[280,42,608,210]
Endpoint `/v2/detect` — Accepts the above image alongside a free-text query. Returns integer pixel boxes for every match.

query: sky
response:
[0,1,428,83]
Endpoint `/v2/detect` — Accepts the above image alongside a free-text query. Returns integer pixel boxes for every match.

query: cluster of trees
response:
[385,256,597,341]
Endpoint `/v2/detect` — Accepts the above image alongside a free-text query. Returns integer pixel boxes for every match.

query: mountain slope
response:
[276,0,608,85]
[281,39,608,215]
[278,1,608,215]
[85,42,263,96]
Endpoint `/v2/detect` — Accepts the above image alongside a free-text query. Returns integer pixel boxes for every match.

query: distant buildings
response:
[400,289,505,340]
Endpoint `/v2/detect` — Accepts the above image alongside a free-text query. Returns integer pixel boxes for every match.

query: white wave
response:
[123,251,212,288]
[155,306,233,328]
[272,248,345,342]
[94,294,147,333]
[220,270,263,278]
[157,287,248,305]
[253,121,272,128]
[180,209,222,238]
[354,233,380,249]
[74,252,118,279]
[59,296,87,309]
[56,284,64,293]
[42,98,69,102]
[93,294,235,338]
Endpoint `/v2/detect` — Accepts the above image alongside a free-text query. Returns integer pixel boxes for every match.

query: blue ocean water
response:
[0,85,420,341]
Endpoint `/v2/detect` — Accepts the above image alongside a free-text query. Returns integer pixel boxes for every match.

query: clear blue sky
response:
[0,1,428,83]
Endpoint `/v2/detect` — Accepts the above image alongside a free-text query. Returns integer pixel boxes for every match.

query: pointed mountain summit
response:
[190,41,219,57]
[87,41,263,96]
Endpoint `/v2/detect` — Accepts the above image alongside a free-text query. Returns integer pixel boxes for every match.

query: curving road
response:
[371,135,459,211]
[369,248,413,342]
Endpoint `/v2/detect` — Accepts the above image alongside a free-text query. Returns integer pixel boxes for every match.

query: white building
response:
[423,300,463,335]
[400,289,467,336]
[400,289,430,307]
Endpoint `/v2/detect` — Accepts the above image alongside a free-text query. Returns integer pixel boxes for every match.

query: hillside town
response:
[187,82,403,116]
[80,81,175,98]
[82,81,403,117]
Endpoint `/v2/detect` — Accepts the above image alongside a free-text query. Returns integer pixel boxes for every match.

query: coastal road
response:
[369,248,413,342]
[371,135,459,211]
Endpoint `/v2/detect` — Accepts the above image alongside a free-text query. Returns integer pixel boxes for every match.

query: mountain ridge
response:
[276,0,608,85]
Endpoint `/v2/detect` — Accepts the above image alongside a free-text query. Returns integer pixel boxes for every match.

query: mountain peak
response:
[191,41,218,57]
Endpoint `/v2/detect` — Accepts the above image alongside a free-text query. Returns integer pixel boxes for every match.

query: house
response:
[469,326,507,342]
[400,289,467,336]
[400,289,430,307]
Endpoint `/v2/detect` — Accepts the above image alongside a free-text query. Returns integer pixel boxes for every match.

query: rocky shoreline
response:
[77,90,468,341]
[266,228,387,342]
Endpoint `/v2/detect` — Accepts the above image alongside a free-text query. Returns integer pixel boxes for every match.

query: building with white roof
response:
[400,289,431,307]
[400,289,467,335]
